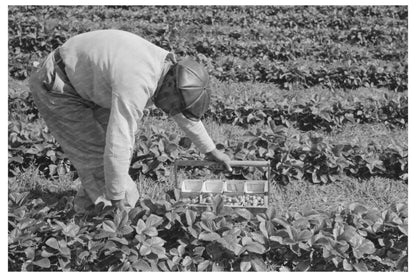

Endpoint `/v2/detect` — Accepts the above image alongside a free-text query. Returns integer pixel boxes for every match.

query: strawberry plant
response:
[9,6,407,91]
[8,190,408,271]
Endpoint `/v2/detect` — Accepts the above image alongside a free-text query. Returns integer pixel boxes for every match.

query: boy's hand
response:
[111,199,126,212]
[205,149,232,172]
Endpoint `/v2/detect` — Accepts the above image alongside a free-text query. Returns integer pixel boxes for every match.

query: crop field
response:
[8,6,408,271]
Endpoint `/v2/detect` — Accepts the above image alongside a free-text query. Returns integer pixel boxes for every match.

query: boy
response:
[29,29,231,212]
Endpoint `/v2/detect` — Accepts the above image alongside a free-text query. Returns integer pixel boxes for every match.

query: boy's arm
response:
[172,113,232,171]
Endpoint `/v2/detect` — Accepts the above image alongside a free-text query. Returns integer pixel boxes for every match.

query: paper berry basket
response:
[175,160,270,210]
[224,180,246,207]
[200,180,224,204]
[180,179,204,204]
[244,180,269,208]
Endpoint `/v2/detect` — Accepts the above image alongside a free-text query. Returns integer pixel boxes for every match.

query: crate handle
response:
[175,160,269,167]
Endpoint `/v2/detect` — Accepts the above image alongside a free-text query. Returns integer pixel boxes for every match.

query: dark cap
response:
[176,58,211,121]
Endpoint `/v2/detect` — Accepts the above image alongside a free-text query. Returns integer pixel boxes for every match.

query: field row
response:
[9,82,408,132]
[8,113,408,186]
[8,191,408,271]
[146,91,408,131]
[8,79,408,184]
[8,6,407,91]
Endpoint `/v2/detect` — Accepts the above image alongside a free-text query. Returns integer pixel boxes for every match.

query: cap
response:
[176,58,211,121]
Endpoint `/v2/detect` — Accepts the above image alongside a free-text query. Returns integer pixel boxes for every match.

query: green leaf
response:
[348,202,368,216]
[240,258,252,272]
[251,256,267,271]
[45,237,59,250]
[259,221,268,238]
[58,240,71,256]
[148,236,165,246]
[212,262,224,271]
[32,258,50,268]
[186,209,197,226]
[79,251,89,260]
[178,244,186,257]
[143,226,158,237]
[151,245,166,257]
[58,257,70,270]
[245,241,266,254]
[198,260,210,271]
[352,238,375,259]
[294,261,310,271]
[218,235,243,255]
[110,237,129,245]
[114,209,129,228]
[235,208,253,220]
[102,220,117,233]
[119,225,134,235]
[296,230,313,241]
[133,259,152,271]
[62,222,80,238]
[199,231,221,242]
[266,206,277,219]
[272,217,290,228]
[338,225,358,244]
[135,219,146,235]
[343,259,353,271]
[251,232,266,244]
[139,244,152,256]
[353,262,368,271]
[193,246,205,257]
[292,217,310,229]
[24,247,35,260]
[41,249,54,258]
[187,226,199,238]
[158,260,169,272]
[398,224,408,236]
[140,198,159,213]
[146,214,164,228]
[182,256,193,267]
[241,236,253,245]
[212,194,225,215]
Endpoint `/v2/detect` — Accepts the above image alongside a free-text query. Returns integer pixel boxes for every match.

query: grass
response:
[8,165,78,205]
[140,114,407,152]
[327,122,408,149]
[210,78,407,106]
[270,176,407,215]
[10,161,407,216]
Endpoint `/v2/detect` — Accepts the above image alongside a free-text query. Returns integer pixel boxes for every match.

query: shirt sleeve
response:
[104,93,143,200]
[172,113,216,154]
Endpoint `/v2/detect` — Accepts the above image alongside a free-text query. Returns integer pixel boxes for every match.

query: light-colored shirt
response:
[59,30,216,200]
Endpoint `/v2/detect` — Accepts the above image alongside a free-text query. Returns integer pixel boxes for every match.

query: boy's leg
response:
[29,51,110,212]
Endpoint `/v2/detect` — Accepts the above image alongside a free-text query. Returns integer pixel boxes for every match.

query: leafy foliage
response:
[8,6,408,271]
[8,192,408,271]
[8,6,407,91]
[8,86,408,184]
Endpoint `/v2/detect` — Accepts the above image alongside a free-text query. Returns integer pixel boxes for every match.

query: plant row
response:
[8,191,408,271]
[206,92,407,131]
[127,126,408,185]
[9,83,408,136]
[8,110,408,185]
[8,86,408,183]
[8,6,407,91]
[147,93,408,132]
